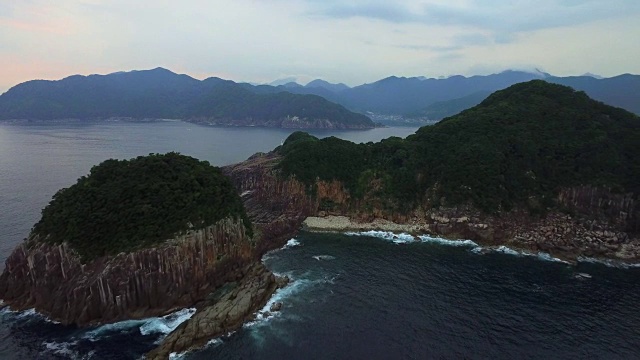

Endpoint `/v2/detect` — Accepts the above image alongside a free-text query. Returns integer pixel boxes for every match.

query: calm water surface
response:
[0,121,638,360]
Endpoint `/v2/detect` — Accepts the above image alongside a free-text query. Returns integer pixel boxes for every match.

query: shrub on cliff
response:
[33,152,252,261]
[277,80,640,214]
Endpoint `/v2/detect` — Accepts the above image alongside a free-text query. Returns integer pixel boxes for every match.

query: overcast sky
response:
[1,0,639,92]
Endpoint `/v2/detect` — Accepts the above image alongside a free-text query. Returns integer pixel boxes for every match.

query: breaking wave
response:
[577,256,640,269]
[139,308,197,336]
[84,307,196,341]
[42,340,93,359]
[283,238,301,249]
[417,235,479,247]
[312,255,336,261]
[345,231,416,244]
[472,245,570,264]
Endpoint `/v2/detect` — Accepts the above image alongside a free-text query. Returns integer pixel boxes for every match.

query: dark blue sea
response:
[1,121,639,360]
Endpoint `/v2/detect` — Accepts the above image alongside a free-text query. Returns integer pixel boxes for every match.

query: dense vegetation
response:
[33,153,252,261]
[278,81,640,214]
[0,68,374,128]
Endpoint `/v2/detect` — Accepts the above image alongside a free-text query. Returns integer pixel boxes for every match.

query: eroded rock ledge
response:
[146,262,287,359]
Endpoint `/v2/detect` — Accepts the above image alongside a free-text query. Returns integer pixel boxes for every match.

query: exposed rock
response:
[146,263,280,360]
[223,152,639,263]
[270,301,283,312]
[0,218,254,326]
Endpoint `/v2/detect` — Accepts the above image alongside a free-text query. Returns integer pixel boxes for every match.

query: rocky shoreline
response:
[146,262,288,359]
[301,215,640,266]
[303,215,425,234]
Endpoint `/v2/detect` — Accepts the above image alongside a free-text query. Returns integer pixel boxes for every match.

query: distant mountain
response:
[405,91,492,120]
[4,68,638,127]
[305,79,350,93]
[581,73,603,79]
[268,77,300,86]
[547,74,640,115]
[278,70,640,117]
[334,70,546,114]
[0,68,375,129]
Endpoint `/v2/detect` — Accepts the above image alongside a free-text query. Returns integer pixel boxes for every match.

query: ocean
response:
[1,121,639,360]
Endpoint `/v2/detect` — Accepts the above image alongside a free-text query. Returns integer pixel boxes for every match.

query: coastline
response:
[146,262,288,359]
[302,215,427,234]
[302,215,640,268]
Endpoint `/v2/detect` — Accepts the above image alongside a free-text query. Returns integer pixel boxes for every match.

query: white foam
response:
[3,307,59,323]
[43,341,87,359]
[139,308,196,336]
[418,235,479,247]
[262,238,301,263]
[495,245,522,256]
[207,338,223,346]
[169,352,187,360]
[168,337,223,359]
[312,255,336,261]
[84,307,195,341]
[345,231,417,244]
[84,318,148,340]
[536,252,569,264]
[17,308,37,318]
[577,256,640,269]
[283,238,301,249]
[472,245,571,264]
[244,274,328,330]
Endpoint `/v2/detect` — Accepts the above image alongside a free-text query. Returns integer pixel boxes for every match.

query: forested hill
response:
[32,152,252,261]
[277,80,640,214]
[0,68,374,129]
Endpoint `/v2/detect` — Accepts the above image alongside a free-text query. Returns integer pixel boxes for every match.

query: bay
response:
[0,121,638,360]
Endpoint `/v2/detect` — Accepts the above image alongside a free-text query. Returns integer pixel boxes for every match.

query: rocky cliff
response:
[222,152,317,254]
[0,218,255,326]
[224,152,640,263]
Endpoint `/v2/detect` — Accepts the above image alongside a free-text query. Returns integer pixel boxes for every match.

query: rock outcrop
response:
[146,262,283,359]
[224,152,640,263]
[0,218,254,326]
[222,152,317,255]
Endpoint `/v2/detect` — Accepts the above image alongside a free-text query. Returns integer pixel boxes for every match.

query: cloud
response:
[311,0,640,37]
[319,3,417,23]
[0,0,639,92]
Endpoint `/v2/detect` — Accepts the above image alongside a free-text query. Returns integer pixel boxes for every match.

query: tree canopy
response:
[33,152,251,261]
[278,81,640,214]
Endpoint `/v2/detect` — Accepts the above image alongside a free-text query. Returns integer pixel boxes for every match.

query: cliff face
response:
[222,153,316,254]
[224,152,640,262]
[0,218,254,326]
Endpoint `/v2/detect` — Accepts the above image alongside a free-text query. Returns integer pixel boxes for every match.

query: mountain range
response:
[273,71,640,121]
[0,68,374,129]
[1,68,638,127]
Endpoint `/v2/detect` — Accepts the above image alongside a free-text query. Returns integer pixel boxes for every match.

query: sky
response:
[1,0,640,92]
